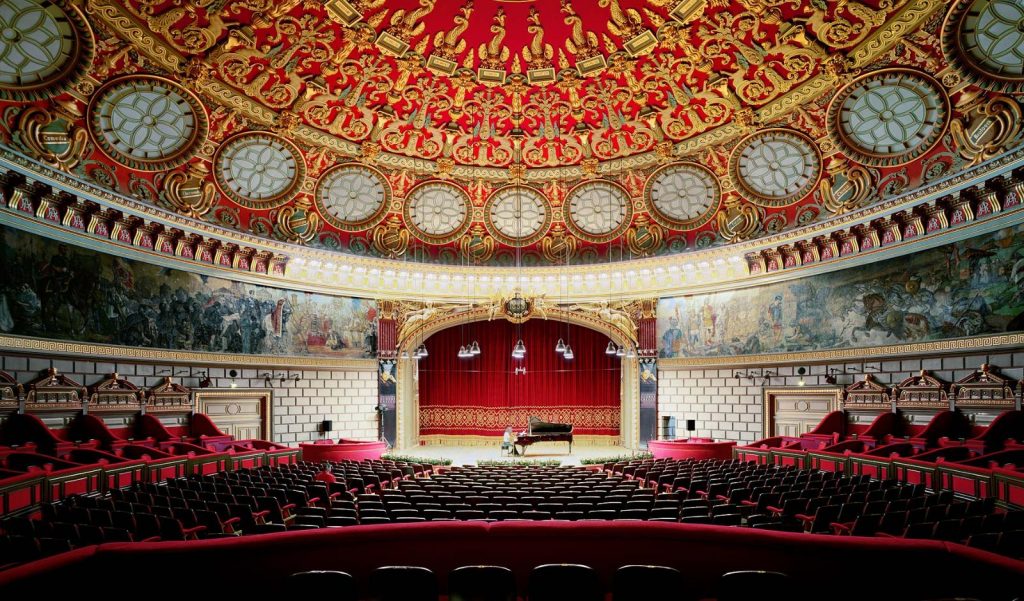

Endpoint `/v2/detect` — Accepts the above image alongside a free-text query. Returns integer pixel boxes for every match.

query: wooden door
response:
[194,388,272,440]
[763,387,842,438]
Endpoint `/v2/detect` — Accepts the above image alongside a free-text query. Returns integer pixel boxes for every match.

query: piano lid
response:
[528,415,573,434]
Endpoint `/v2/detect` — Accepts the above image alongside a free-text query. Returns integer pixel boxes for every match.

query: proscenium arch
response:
[393,307,641,451]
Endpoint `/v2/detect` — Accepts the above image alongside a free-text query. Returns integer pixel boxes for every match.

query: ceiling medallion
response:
[483,185,551,247]
[563,180,634,244]
[828,69,950,167]
[402,181,472,245]
[730,129,822,208]
[87,75,208,172]
[314,163,391,232]
[943,0,1024,92]
[644,162,722,231]
[0,0,93,101]
[213,132,305,210]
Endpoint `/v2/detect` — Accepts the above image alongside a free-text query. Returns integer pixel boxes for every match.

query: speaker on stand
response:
[320,419,333,441]
[686,419,696,438]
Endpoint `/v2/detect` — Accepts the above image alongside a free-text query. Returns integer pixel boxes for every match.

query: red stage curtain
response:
[418,320,620,437]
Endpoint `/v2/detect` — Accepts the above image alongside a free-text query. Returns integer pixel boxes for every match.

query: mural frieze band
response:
[658,221,1024,358]
[0,225,377,358]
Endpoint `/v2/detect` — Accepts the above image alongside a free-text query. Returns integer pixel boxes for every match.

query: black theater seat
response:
[529,564,601,601]
[369,566,437,601]
[287,570,356,600]
[448,565,517,601]
[612,564,685,601]
[718,570,793,601]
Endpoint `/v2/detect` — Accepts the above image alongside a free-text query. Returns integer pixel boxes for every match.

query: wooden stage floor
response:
[393,444,634,466]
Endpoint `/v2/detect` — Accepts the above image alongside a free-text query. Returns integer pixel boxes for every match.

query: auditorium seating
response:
[4,458,1024,572]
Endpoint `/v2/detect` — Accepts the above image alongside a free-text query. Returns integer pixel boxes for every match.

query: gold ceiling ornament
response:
[625,214,664,257]
[458,224,497,264]
[561,0,605,74]
[522,6,554,73]
[826,68,951,168]
[122,0,225,54]
[818,156,876,215]
[941,0,1024,94]
[729,128,822,207]
[210,44,304,110]
[212,131,306,210]
[275,198,322,245]
[716,199,762,243]
[477,6,510,77]
[427,1,472,74]
[950,95,1024,168]
[396,299,474,343]
[13,105,88,171]
[160,164,216,219]
[480,291,553,324]
[565,300,638,342]
[384,0,435,50]
[0,0,95,102]
[86,75,209,172]
[540,223,579,264]
[371,214,410,258]
[806,0,889,50]
[601,0,646,41]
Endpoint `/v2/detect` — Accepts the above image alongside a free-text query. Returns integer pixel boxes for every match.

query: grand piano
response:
[515,416,573,455]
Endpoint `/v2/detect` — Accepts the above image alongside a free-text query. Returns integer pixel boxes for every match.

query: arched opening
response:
[394,310,640,450]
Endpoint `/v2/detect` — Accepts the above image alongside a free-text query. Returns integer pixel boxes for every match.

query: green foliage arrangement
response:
[381,453,454,466]
[475,459,563,467]
[578,451,654,465]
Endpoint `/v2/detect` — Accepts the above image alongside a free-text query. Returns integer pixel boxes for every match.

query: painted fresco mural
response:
[658,223,1024,358]
[0,226,376,357]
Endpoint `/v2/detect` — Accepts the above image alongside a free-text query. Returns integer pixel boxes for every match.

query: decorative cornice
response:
[3,143,1024,301]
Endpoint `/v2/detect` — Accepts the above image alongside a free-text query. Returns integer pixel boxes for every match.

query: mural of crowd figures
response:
[658,223,1024,358]
[0,226,377,358]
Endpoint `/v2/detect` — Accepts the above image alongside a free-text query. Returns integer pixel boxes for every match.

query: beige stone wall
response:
[0,354,379,445]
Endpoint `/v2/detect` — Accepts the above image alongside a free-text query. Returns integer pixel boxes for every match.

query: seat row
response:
[285,563,796,601]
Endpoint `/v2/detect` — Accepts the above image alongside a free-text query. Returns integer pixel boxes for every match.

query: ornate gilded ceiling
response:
[0,0,1023,267]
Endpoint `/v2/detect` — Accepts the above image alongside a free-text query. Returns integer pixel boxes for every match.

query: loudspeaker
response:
[686,419,696,432]
[321,419,333,433]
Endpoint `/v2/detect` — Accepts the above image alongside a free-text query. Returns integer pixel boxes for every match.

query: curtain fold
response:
[418,320,621,436]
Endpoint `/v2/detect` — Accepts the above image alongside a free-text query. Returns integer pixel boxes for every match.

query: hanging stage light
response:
[470,340,481,355]
[512,338,526,359]
[605,341,618,355]
[563,344,574,360]
[615,345,626,358]
[555,338,566,353]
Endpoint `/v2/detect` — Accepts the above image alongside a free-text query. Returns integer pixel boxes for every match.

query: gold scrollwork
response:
[161,167,216,218]
[276,202,322,244]
[716,200,762,243]
[14,105,88,171]
[371,215,410,258]
[950,96,1024,168]
[819,156,876,214]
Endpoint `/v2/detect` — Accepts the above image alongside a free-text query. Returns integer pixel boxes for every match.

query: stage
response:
[394,444,635,466]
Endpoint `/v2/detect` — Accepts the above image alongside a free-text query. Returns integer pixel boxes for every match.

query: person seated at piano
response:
[502,426,518,456]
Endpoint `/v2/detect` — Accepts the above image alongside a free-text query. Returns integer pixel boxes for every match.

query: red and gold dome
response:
[0,0,1021,271]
